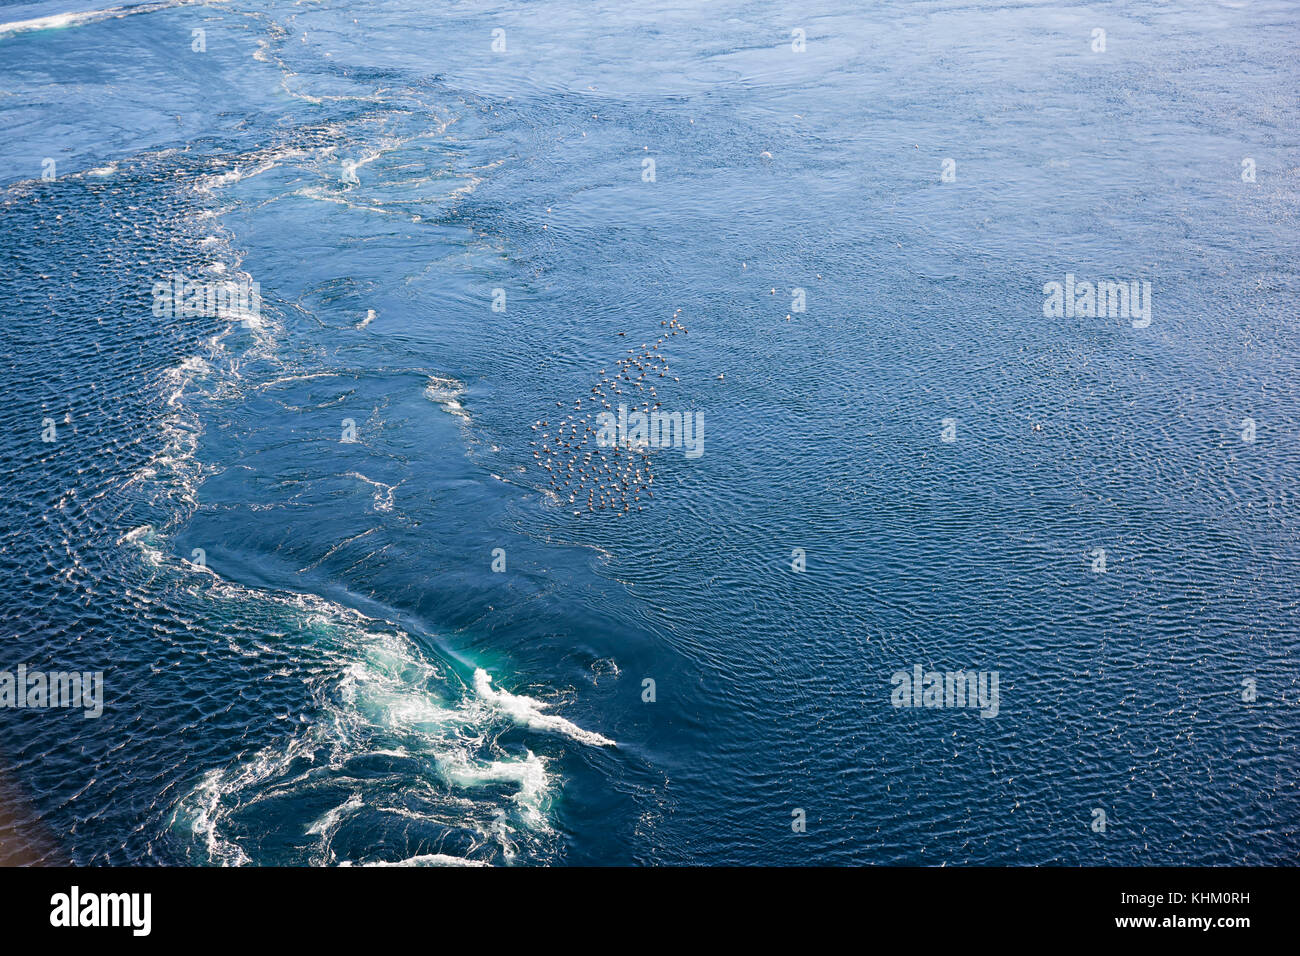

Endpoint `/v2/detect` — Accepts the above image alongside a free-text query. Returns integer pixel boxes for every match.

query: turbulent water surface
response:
[0,0,1298,865]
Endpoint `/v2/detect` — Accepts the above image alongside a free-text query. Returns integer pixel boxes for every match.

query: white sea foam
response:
[424,375,469,421]
[194,146,307,194]
[345,854,490,867]
[342,471,397,512]
[119,525,164,566]
[474,669,616,748]
[440,749,551,828]
[165,577,609,865]
[0,1,219,38]
[120,355,211,516]
[185,768,253,867]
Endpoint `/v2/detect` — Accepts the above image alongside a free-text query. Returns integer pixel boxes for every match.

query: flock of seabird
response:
[532,311,687,514]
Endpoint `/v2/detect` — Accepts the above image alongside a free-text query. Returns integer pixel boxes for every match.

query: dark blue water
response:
[1,0,1297,866]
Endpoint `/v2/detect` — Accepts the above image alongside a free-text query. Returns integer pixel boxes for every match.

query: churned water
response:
[0,0,1297,865]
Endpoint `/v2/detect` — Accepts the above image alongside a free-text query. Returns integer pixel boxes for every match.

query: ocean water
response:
[0,0,1297,866]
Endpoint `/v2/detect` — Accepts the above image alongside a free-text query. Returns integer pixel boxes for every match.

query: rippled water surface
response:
[0,0,1297,865]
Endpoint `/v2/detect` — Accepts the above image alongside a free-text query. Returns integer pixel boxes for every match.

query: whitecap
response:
[423,375,469,421]
[344,854,489,867]
[0,1,221,39]
[474,669,616,748]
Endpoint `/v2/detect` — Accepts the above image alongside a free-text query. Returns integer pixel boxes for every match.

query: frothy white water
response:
[168,593,552,865]
[185,768,254,867]
[344,854,490,867]
[474,669,616,748]
[440,749,551,829]
[342,471,397,512]
[164,574,619,865]
[194,146,307,194]
[0,0,221,38]
[424,375,470,421]
[120,524,165,566]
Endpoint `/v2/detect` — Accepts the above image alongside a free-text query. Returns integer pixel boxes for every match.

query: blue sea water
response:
[0,0,1297,866]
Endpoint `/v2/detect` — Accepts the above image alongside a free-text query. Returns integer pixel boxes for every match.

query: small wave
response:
[342,471,397,512]
[474,669,616,748]
[424,375,469,421]
[306,793,363,838]
[184,768,253,867]
[344,854,490,867]
[119,355,211,516]
[0,1,220,39]
[119,525,164,566]
[194,146,307,194]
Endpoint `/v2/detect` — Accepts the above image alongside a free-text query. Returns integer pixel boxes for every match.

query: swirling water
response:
[0,0,1297,866]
